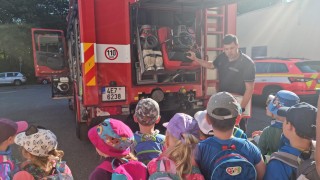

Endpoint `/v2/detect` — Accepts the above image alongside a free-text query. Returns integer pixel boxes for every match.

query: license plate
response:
[102,87,125,101]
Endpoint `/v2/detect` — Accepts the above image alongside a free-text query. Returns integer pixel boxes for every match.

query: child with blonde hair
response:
[13,126,72,180]
[148,113,204,179]
[88,118,147,180]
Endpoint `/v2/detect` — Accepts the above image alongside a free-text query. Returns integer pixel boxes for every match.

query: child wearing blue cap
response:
[265,102,317,180]
[257,90,300,158]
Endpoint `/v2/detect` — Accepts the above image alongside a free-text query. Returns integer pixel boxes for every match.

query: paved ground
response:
[0,84,276,179]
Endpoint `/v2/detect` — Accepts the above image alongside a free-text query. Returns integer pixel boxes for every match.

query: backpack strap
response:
[111,158,128,170]
[156,158,177,174]
[0,154,14,170]
[98,158,114,173]
[233,128,244,138]
[270,152,300,168]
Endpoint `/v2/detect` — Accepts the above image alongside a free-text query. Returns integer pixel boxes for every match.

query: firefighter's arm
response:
[316,93,320,175]
[240,82,254,109]
[186,51,215,69]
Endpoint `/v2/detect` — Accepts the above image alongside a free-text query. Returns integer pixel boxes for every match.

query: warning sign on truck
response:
[96,44,131,63]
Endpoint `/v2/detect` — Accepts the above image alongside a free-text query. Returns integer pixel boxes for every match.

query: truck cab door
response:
[31,29,72,99]
[31,29,68,77]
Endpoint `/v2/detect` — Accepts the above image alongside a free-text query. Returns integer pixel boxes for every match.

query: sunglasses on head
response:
[25,125,46,136]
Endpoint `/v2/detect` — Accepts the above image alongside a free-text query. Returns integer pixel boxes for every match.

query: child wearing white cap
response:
[12,126,72,180]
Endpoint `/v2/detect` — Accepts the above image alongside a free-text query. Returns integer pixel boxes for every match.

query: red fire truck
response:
[32,0,238,140]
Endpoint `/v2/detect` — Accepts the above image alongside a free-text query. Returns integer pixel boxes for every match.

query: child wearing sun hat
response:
[13,125,72,180]
[88,118,147,180]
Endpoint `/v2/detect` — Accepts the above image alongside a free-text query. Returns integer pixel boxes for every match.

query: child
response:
[265,102,317,179]
[88,118,147,180]
[195,92,265,180]
[13,125,72,180]
[132,98,165,165]
[194,110,247,140]
[148,113,205,179]
[257,90,299,157]
[0,118,28,179]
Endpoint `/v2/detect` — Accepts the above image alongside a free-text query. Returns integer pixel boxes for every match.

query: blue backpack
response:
[210,144,257,180]
[134,132,165,165]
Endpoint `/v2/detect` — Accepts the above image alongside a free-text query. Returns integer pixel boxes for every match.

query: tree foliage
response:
[0,0,68,81]
[0,0,68,27]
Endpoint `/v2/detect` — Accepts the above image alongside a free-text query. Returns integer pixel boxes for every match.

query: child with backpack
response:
[194,110,248,140]
[0,118,28,180]
[147,113,205,180]
[265,102,319,180]
[195,92,265,180]
[257,90,299,158]
[12,125,73,180]
[132,98,165,165]
[88,118,148,180]
[250,94,275,145]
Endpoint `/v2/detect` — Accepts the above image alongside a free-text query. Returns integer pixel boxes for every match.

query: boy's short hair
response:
[278,102,316,140]
[206,92,241,131]
[268,90,300,116]
[134,98,160,126]
[0,118,28,144]
[223,34,238,45]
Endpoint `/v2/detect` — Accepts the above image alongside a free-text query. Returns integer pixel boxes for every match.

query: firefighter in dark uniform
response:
[187,34,255,132]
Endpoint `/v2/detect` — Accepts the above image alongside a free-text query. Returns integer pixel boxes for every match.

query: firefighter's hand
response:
[186,51,196,61]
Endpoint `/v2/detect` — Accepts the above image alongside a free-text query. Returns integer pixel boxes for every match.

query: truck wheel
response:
[76,122,89,141]
[14,80,22,86]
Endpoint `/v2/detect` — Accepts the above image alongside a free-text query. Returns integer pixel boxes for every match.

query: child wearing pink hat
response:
[0,118,28,179]
[88,118,147,180]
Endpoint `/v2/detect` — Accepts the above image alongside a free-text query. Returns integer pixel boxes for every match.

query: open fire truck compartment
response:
[32,0,239,140]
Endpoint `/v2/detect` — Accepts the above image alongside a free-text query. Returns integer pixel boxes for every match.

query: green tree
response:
[0,0,68,82]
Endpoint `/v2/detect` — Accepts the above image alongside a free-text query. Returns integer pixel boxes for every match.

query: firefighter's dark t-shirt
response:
[213,52,255,95]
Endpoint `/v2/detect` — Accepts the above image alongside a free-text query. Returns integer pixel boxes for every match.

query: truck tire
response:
[74,94,89,141]
[76,122,89,141]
